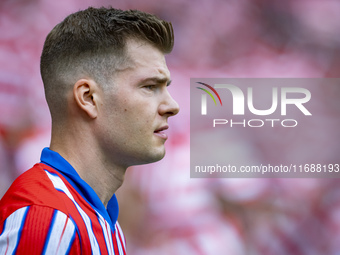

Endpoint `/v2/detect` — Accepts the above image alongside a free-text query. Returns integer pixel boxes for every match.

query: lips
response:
[154,125,169,140]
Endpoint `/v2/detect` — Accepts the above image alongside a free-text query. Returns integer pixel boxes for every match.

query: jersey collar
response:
[40,147,119,228]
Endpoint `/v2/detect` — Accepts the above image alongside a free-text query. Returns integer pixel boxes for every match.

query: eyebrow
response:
[141,77,172,86]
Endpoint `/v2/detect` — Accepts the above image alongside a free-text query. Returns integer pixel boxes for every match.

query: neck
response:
[50,126,126,207]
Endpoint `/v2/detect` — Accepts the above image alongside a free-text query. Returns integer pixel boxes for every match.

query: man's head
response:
[41,7,174,123]
[41,7,179,168]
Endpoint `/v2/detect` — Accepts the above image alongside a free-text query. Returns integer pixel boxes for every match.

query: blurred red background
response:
[1,0,340,254]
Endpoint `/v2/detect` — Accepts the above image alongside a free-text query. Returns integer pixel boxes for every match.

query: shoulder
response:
[0,163,67,222]
[0,205,80,254]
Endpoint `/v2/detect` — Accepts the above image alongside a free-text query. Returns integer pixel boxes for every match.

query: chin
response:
[140,149,166,165]
[150,151,166,163]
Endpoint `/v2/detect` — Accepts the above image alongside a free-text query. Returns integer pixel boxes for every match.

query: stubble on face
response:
[96,39,178,169]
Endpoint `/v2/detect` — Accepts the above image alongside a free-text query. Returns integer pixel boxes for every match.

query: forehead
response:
[122,39,170,81]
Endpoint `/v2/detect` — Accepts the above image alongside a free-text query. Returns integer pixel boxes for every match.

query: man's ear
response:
[73,79,99,119]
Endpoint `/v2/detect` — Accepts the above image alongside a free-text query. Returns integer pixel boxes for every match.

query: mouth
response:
[154,125,169,140]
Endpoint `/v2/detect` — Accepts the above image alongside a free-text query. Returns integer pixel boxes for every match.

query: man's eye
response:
[144,85,155,90]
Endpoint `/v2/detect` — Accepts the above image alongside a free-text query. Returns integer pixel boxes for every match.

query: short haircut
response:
[40,7,174,121]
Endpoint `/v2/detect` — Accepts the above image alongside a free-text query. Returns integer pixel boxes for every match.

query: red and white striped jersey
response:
[0,148,126,254]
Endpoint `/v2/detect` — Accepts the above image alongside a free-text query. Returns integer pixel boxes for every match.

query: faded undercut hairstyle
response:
[40,7,174,121]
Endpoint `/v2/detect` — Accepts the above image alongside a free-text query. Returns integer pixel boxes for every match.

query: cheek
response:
[111,105,142,132]
[103,93,156,133]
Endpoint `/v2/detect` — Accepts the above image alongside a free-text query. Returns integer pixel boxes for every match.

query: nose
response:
[159,90,180,117]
